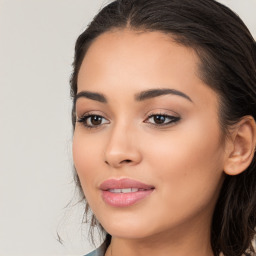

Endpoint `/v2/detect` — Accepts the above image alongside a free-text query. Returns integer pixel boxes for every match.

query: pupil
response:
[91,116,102,125]
[154,115,165,124]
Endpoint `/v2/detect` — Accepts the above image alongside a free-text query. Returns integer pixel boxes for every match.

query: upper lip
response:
[99,178,155,191]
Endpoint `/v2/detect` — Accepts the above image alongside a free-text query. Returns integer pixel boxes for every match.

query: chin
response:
[97,214,151,239]
[105,225,153,240]
[98,214,168,240]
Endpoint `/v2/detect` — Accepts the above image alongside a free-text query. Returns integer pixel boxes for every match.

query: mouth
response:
[108,188,149,193]
[99,178,155,207]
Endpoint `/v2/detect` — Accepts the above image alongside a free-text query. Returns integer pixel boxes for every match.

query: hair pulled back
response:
[70,1,256,255]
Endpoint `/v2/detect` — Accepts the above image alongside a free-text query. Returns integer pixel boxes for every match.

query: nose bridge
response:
[104,119,141,167]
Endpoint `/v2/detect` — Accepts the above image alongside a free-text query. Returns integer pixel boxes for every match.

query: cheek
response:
[145,118,223,168]
[142,117,225,210]
[72,131,103,194]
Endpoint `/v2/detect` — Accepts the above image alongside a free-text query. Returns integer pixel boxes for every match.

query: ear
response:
[224,116,256,176]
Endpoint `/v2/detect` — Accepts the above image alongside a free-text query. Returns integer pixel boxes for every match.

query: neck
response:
[105,225,214,256]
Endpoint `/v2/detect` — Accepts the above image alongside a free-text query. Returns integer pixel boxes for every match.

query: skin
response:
[72,30,255,256]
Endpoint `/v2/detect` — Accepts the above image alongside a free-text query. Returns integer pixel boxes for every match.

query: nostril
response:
[122,159,132,164]
[104,159,133,167]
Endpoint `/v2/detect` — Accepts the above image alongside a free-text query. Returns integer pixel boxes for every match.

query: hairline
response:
[74,26,230,144]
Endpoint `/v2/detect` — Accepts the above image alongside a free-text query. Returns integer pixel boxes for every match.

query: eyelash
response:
[76,113,180,129]
[146,113,180,127]
[77,113,109,129]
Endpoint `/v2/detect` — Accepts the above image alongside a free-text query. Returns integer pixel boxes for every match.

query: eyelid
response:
[76,111,110,129]
[143,110,181,127]
[145,115,180,125]
[145,108,179,117]
[76,109,110,120]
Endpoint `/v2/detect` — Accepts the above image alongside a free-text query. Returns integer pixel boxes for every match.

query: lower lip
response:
[101,190,154,207]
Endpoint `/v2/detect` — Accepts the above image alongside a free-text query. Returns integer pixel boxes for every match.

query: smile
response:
[109,188,147,193]
[100,178,155,207]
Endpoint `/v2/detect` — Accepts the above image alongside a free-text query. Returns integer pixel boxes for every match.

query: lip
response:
[100,178,155,207]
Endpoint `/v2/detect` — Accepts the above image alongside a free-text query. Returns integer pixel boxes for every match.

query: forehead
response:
[79,30,197,82]
[77,29,217,108]
[79,29,200,74]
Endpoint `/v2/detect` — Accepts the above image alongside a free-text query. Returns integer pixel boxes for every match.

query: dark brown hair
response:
[70,0,256,255]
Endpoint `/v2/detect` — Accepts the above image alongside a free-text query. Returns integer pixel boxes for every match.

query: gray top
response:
[84,244,105,256]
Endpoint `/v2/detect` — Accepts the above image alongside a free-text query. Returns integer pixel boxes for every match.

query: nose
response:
[104,123,142,168]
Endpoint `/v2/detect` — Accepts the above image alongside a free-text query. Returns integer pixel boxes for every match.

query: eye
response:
[77,114,109,128]
[145,114,180,126]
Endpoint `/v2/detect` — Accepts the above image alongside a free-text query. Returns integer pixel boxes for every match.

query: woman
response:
[70,0,256,255]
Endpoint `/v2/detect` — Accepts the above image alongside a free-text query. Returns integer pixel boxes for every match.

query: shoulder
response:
[83,244,105,256]
[83,249,98,256]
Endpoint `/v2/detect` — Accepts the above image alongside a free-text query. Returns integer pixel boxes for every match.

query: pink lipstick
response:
[100,178,155,207]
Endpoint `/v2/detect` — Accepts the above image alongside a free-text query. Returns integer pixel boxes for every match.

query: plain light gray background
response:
[0,0,255,255]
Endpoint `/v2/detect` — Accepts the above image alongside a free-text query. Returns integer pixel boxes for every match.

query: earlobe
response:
[224,116,256,176]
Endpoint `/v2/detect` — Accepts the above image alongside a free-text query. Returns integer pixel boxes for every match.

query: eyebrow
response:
[135,88,193,102]
[74,88,193,105]
[75,91,107,104]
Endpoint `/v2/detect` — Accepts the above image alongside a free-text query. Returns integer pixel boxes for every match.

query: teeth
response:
[109,188,140,193]
[109,189,122,193]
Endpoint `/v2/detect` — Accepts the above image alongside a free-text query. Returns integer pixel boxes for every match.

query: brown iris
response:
[90,115,103,126]
[153,115,166,124]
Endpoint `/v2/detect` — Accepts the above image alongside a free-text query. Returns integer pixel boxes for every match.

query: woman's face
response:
[73,30,227,239]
